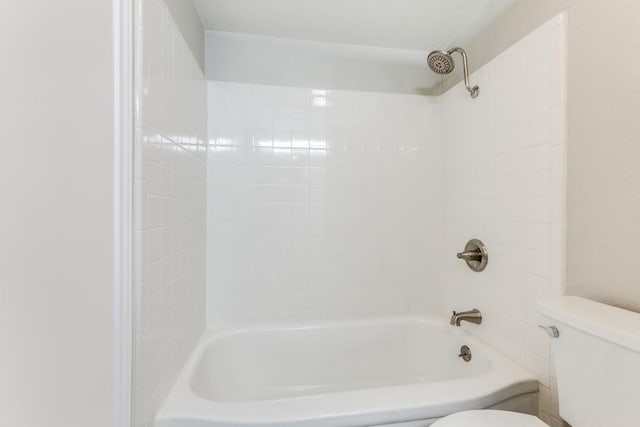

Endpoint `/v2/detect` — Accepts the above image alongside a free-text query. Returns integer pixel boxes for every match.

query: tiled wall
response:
[439,13,567,426]
[206,82,442,327]
[133,0,207,426]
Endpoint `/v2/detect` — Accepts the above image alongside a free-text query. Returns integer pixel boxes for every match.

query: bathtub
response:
[156,317,538,427]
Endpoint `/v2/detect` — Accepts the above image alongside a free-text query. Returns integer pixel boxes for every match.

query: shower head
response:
[427,50,455,75]
[427,47,479,98]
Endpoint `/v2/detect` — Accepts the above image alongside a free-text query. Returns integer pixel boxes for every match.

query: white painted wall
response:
[195,0,517,52]
[205,32,437,95]
[0,0,117,426]
[440,14,567,426]
[164,0,205,71]
[133,0,207,426]
[206,82,442,326]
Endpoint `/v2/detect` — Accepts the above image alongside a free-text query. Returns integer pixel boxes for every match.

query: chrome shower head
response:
[427,50,455,75]
[427,47,479,98]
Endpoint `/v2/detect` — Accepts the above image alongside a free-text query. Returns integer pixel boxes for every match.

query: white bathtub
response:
[156,317,538,427]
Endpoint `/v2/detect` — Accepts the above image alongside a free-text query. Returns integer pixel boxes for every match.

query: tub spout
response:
[450,309,482,326]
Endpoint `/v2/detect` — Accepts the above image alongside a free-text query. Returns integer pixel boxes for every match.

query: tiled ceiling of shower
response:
[194,0,519,51]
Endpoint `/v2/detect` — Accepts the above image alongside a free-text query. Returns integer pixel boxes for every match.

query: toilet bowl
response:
[431,409,546,427]
[433,296,640,427]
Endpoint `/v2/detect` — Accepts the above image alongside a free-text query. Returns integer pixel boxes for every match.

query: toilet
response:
[432,296,640,427]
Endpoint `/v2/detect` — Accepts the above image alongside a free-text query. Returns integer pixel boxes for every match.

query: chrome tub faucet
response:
[450,309,482,326]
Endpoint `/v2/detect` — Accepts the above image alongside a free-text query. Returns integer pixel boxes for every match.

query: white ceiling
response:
[194,0,519,51]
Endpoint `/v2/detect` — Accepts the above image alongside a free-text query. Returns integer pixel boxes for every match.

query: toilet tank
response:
[538,296,640,427]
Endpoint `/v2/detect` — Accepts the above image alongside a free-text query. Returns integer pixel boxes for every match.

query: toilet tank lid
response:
[538,296,640,353]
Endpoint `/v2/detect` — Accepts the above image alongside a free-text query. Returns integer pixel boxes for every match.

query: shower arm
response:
[448,48,479,98]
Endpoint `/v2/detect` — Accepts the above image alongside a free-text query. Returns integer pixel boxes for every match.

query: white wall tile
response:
[133,0,207,426]
[440,14,567,424]
[207,82,442,326]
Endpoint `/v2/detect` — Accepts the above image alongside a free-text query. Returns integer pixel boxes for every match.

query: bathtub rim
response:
[156,316,538,427]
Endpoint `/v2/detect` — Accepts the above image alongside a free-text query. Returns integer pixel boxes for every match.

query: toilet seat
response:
[431,410,546,427]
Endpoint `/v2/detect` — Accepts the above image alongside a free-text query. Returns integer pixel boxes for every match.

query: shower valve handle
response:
[457,250,481,260]
[456,239,488,272]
